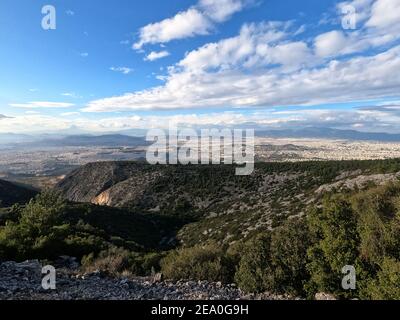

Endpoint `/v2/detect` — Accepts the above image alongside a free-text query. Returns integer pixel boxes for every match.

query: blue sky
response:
[0,0,400,134]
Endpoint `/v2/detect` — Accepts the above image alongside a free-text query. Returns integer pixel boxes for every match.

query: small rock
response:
[315,292,337,300]
[152,273,163,283]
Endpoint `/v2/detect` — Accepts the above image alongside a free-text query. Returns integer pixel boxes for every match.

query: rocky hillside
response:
[0,179,37,207]
[56,159,400,246]
[0,260,295,300]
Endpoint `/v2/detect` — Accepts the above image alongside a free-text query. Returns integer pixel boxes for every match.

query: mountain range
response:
[256,127,400,141]
[3,127,400,147]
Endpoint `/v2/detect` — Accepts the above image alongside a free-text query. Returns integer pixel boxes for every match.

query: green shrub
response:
[161,242,234,283]
[82,248,165,277]
[83,247,132,275]
[269,219,311,295]
[366,257,400,300]
[235,234,272,293]
[235,219,311,295]
[306,196,359,297]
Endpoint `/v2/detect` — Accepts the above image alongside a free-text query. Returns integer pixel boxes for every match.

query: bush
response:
[235,219,311,295]
[235,234,272,293]
[82,247,132,275]
[0,190,70,261]
[269,219,311,295]
[366,257,400,300]
[82,248,165,277]
[161,242,234,283]
[306,196,359,297]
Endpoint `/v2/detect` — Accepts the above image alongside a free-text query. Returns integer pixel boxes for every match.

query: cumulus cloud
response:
[10,101,75,109]
[83,44,400,112]
[133,8,212,49]
[84,6,400,113]
[144,50,170,61]
[314,30,348,57]
[133,0,251,49]
[199,0,250,22]
[366,0,400,29]
[324,0,400,57]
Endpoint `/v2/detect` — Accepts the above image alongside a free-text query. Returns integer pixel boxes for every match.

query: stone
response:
[152,273,163,283]
[315,292,337,300]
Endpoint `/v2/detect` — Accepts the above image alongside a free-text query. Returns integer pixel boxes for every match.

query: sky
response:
[0,0,400,134]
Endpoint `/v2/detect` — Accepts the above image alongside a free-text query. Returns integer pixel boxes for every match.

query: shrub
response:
[235,234,272,293]
[82,247,132,275]
[161,242,234,283]
[82,248,165,277]
[306,196,360,297]
[269,219,311,295]
[235,219,311,295]
[366,257,400,300]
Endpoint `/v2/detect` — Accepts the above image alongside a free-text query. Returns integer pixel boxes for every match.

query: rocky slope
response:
[0,260,295,300]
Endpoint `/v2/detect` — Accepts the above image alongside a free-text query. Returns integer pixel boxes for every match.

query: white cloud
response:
[84,0,400,113]
[133,8,211,49]
[110,67,134,74]
[177,22,293,72]
[314,30,348,57]
[337,0,374,24]
[10,101,75,109]
[314,0,400,60]
[133,0,251,49]
[144,50,171,61]
[199,0,250,22]
[84,33,400,112]
[5,104,400,134]
[61,92,82,98]
[366,0,400,29]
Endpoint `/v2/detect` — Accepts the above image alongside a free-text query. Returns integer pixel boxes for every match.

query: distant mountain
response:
[34,134,149,147]
[0,179,37,207]
[256,127,400,142]
[0,133,36,145]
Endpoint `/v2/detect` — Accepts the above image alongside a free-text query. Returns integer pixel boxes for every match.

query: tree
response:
[269,219,311,295]
[306,196,360,297]
[235,234,272,293]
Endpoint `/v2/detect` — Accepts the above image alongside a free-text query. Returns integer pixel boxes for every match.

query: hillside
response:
[56,159,400,246]
[2,159,400,299]
[0,179,37,207]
